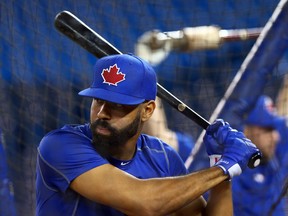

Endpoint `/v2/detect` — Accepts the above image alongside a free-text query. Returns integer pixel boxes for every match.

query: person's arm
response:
[71,119,259,216]
[170,180,232,216]
[142,97,179,151]
[70,164,226,216]
[204,181,232,215]
[142,97,194,162]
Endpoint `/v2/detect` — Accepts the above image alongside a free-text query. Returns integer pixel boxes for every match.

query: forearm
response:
[71,164,228,216]
[204,180,232,216]
[138,166,228,216]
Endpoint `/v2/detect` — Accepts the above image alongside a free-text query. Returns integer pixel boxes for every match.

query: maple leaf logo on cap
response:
[101,64,126,86]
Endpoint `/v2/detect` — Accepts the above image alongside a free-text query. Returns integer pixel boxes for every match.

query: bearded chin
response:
[90,113,141,156]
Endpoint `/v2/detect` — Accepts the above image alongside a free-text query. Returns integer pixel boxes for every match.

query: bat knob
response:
[247,152,262,168]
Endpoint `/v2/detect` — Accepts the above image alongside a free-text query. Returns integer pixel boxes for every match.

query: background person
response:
[232,95,288,215]
[142,97,195,162]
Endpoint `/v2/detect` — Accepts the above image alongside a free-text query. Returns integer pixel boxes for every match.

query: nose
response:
[96,102,111,120]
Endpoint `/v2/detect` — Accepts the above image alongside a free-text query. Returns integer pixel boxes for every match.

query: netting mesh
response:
[0,0,287,215]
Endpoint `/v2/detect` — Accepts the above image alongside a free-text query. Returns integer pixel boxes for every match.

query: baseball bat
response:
[141,26,262,52]
[54,10,210,129]
[135,26,262,65]
[218,27,262,41]
[54,10,260,168]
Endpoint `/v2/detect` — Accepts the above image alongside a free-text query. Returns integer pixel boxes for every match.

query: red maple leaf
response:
[101,64,125,86]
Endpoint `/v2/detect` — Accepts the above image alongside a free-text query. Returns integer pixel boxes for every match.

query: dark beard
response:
[90,112,141,157]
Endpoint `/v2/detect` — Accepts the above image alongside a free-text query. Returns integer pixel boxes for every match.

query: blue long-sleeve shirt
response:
[36,123,187,216]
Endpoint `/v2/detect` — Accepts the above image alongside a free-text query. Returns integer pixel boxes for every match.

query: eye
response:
[108,103,125,111]
[115,103,124,108]
[93,99,105,106]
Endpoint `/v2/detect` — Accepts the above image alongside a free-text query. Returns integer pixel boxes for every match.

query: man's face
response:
[90,99,142,149]
[244,125,280,161]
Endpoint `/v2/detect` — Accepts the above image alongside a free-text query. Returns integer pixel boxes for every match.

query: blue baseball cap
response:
[79,54,157,105]
[245,95,281,128]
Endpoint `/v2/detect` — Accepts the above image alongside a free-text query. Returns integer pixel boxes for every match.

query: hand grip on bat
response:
[157,86,261,169]
[205,119,261,169]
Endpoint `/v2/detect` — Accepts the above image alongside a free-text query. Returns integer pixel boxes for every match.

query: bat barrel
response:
[54,11,121,58]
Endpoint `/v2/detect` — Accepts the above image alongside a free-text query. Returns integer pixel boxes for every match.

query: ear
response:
[141,100,156,122]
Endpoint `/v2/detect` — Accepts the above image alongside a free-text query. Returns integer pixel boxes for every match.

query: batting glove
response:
[204,120,227,166]
[204,119,261,179]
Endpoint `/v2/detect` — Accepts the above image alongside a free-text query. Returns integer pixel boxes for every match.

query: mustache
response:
[90,119,115,132]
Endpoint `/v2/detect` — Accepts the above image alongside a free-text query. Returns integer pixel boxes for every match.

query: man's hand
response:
[204,119,261,178]
[204,120,227,167]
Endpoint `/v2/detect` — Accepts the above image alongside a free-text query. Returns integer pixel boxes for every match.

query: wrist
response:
[212,165,230,181]
[215,159,242,179]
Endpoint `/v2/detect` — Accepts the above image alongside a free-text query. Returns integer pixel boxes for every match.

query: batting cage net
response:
[1,0,288,215]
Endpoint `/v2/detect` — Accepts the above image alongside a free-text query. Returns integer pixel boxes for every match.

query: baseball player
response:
[36,54,260,215]
[232,95,288,215]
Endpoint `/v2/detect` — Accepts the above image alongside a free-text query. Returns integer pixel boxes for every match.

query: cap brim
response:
[78,88,145,105]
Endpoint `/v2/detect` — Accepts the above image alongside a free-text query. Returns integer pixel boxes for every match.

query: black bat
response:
[54,10,261,168]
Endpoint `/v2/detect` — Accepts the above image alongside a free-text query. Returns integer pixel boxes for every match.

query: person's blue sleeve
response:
[175,132,194,162]
[162,143,188,176]
[38,129,108,193]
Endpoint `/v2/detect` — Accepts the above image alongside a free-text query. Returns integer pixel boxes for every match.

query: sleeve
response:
[164,143,188,176]
[175,132,194,162]
[37,130,108,192]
